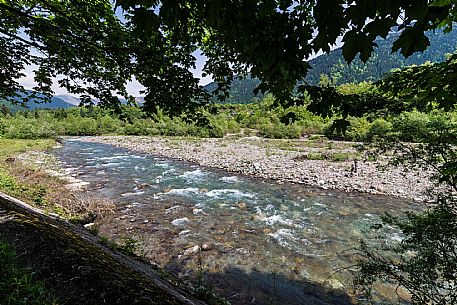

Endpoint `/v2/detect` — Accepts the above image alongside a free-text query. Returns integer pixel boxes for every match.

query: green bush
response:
[346,117,371,141]
[259,122,302,139]
[392,110,430,142]
[122,119,158,135]
[0,238,57,305]
[3,117,61,139]
[61,115,100,136]
[365,118,393,141]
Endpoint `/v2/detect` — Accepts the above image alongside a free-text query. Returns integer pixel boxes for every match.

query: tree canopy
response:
[1,0,456,113]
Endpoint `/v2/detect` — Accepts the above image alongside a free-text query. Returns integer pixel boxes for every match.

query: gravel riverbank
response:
[78,135,435,201]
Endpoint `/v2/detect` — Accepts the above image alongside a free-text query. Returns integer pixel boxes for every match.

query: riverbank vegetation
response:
[2,82,456,143]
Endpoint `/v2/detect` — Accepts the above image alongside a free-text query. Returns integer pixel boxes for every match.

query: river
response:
[54,139,420,304]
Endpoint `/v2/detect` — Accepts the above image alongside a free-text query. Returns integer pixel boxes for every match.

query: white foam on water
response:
[219,176,240,183]
[389,232,403,242]
[179,169,207,181]
[163,187,202,197]
[265,204,276,211]
[100,162,123,167]
[121,191,145,197]
[313,202,328,207]
[162,168,176,175]
[206,189,256,199]
[134,165,146,171]
[263,214,294,226]
[268,229,311,251]
[268,229,298,248]
[98,155,129,161]
[154,162,170,168]
[131,155,146,159]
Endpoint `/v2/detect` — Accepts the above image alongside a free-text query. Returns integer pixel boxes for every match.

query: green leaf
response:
[392,27,431,57]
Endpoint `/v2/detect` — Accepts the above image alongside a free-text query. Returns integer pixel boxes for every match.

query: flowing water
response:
[54,139,421,304]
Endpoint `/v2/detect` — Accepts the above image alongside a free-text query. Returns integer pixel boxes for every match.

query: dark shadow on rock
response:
[165,261,354,305]
[0,206,207,305]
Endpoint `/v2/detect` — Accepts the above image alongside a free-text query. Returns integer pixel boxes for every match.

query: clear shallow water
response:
[55,139,421,304]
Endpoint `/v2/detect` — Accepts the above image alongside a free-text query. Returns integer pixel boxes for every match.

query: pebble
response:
[84,222,95,230]
[237,201,247,210]
[192,208,204,215]
[171,217,190,227]
[184,245,200,255]
[178,230,191,236]
[201,243,212,251]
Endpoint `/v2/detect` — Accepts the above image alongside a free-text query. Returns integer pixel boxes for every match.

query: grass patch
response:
[294,151,359,162]
[0,237,57,305]
[0,139,56,207]
[99,235,146,259]
[0,139,55,159]
[0,139,115,223]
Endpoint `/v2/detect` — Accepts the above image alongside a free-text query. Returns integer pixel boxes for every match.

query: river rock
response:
[201,243,212,251]
[178,230,191,236]
[193,208,204,215]
[237,201,247,210]
[184,245,200,255]
[326,278,345,290]
[136,183,150,189]
[171,217,190,227]
[83,222,95,230]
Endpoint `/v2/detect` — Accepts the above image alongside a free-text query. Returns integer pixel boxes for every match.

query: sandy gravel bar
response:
[78,135,436,201]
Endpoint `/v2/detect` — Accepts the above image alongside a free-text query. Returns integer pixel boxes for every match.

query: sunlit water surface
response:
[54,139,421,304]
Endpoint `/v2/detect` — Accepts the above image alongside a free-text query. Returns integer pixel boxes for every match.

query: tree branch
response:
[0,28,47,52]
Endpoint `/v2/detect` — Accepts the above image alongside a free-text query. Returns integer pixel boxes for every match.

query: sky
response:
[18,50,211,97]
[16,5,339,98]
[17,5,212,97]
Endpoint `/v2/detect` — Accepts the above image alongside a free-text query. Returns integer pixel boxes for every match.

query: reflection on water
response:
[55,139,421,304]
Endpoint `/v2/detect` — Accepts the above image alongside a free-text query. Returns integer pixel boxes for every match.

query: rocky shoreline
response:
[78,135,436,201]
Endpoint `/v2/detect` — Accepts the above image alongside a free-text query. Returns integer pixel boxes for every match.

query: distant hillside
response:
[1,91,74,112]
[305,30,457,85]
[54,94,81,106]
[203,77,262,104]
[0,92,148,112]
[204,29,457,103]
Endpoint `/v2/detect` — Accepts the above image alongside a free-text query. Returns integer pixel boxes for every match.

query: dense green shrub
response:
[365,118,393,141]
[3,117,61,139]
[2,96,456,142]
[392,110,430,142]
[259,122,302,139]
[345,117,371,141]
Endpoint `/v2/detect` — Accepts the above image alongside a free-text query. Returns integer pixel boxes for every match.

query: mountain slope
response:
[1,91,74,112]
[305,30,457,85]
[54,94,81,106]
[204,29,457,103]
